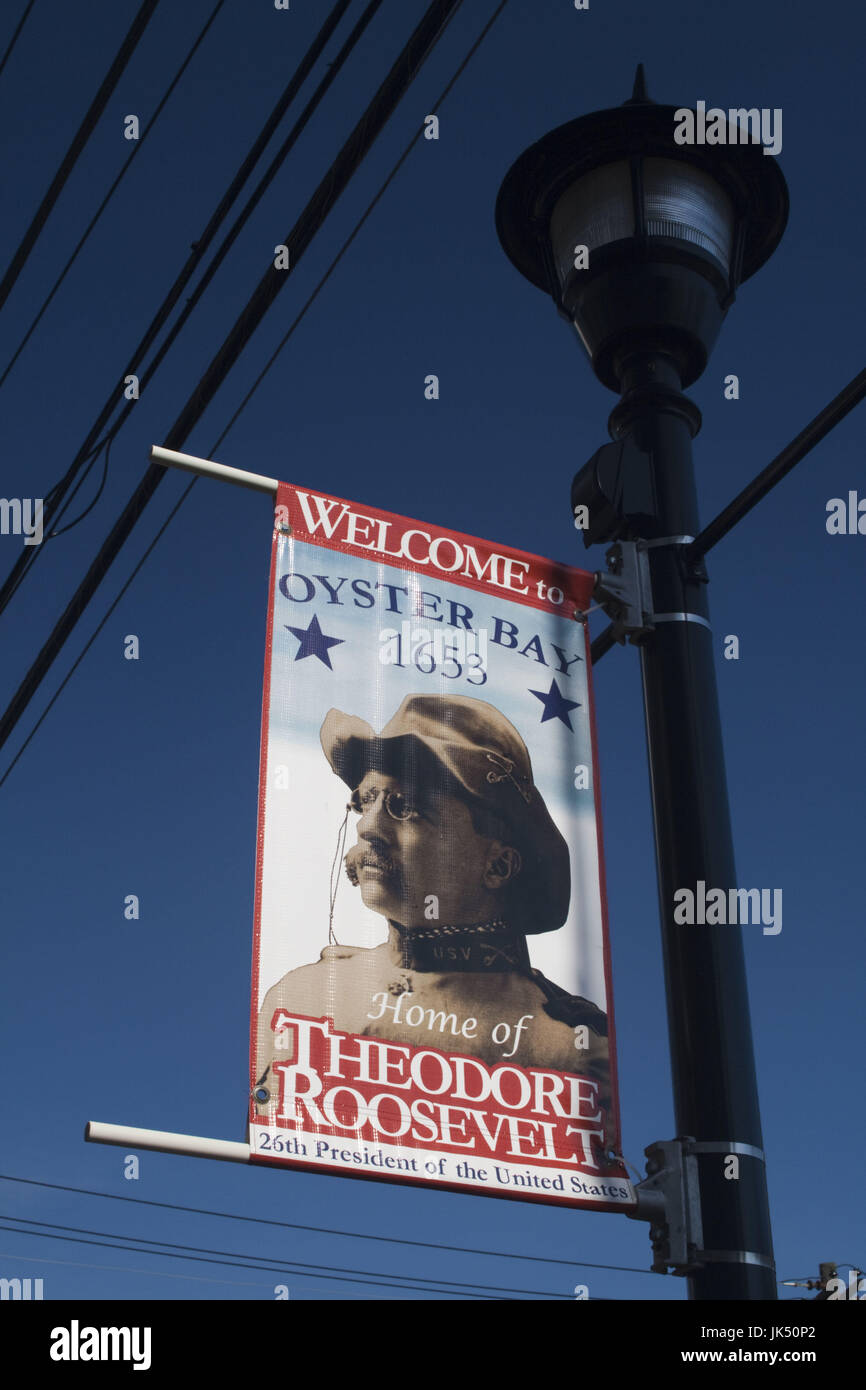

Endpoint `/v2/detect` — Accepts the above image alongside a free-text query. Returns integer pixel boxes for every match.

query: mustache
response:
[344,843,400,886]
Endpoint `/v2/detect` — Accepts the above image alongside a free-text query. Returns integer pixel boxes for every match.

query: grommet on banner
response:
[252,1086,269,1104]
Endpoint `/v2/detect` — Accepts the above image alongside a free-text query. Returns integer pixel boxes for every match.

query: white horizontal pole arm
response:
[85,1120,250,1164]
[150,445,279,495]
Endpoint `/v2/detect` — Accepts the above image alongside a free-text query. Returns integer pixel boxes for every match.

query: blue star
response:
[285,614,345,668]
[529,678,581,729]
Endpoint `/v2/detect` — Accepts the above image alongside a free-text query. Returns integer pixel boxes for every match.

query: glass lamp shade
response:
[550,156,736,288]
[495,91,787,391]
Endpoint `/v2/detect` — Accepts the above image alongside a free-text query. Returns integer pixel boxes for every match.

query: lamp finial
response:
[626,63,650,104]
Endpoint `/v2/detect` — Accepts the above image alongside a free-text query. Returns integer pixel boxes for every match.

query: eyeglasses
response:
[348,784,424,822]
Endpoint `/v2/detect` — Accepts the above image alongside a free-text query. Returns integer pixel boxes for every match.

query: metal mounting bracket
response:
[592,540,655,644]
[626,1137,775,1277]
[625,1137,703,1276]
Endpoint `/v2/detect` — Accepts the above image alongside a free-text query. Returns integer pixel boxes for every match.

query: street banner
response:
[249,482,633,1210]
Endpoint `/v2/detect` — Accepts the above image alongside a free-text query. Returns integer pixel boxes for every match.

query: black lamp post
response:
[496,68,788,1301]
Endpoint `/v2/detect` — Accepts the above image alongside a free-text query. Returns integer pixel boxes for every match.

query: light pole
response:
[495,67,788,1301]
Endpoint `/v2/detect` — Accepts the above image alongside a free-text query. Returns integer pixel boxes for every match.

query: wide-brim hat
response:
[320,694,570,935]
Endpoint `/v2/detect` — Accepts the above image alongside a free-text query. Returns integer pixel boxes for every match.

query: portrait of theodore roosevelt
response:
[254,693,610,1126]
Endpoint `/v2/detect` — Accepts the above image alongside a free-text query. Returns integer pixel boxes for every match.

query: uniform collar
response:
[389,920,531,973]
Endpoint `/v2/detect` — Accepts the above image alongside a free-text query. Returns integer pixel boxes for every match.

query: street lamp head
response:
[495,66,788,391]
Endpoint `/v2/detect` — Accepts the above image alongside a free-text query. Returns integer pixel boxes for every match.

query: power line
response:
[0,0,37,82]
[211,0,509,456]
[0,1221,528,1300]
[0,1248,272,1292]
[0,1173,657,1278]
[0,0,465,757]
[0,0,357,614]
[589,364,866,664]
[0,0,514,789]
[38,0,388,544]
[0,0,228,395]
[0,0,161,314]
[0,477,195,789]
[590,624,618,665]
[0,1250,387,1298]
[0,1225,503,1300]
[4,1212,570,1298]
[46,438,114,539]
[688,364,866,558]
[123,0,389,436]
[779,1262,866,1283]
[0,0,369,553]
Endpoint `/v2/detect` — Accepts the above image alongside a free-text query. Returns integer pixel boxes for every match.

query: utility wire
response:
[0,0,515,790]
[48,438,114,538]
[119,0,388,440]
[0,1173,657,1278]
[589,365,866,664]
[0,0,465,757]
[688,364,866,558]
[0,0,356,614]
[0,1248,278,1291]
[28,436,111,555]
[33,0,386,546]
[0,0,227,394]
[590,624,618,665]
[779,1262,865,1284]
[0,0,37,82]
[3,1212,573,1299]
[211,0,508,455]
[0,1223,518,1299]
[0,1250,387,1297]
[0,478,194,789]
[0,0,368,561]
[0,0,161,314]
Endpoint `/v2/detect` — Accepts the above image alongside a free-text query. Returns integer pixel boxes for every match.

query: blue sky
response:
[0,0,863,1301]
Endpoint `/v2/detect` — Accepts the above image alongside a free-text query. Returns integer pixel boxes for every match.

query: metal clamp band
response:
[698,1250,776,1270]
[643,535,695,548]
[689,1141,765,1161]
[651,611,712,631]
